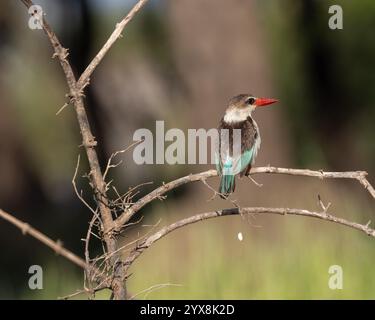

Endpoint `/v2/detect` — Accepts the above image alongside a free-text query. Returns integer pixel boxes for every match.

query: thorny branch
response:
[123,205,375,274]
[19,0,150,300]
[5,0,372,300]
[0,209,111,292]
[114,167,375,230]
[0,209,86,269]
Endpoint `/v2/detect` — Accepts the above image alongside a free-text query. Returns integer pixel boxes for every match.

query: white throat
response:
[223,107,253,123]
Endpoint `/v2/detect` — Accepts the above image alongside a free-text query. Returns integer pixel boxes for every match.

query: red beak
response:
[255,98,278,107]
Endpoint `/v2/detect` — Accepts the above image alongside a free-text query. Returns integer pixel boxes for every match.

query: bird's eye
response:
[246,97,255,105]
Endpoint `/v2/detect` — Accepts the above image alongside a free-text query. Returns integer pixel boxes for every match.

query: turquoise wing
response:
[233,147,254,175]
[216,147,254,197]
[215,146,254,175]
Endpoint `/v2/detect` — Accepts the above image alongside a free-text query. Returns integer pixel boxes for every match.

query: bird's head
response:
[224,94,278,123]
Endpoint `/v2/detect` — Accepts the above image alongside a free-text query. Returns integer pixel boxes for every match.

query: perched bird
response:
[216,94,278,198]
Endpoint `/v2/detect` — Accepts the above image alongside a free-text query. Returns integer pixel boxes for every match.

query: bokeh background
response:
[0,0,374,299]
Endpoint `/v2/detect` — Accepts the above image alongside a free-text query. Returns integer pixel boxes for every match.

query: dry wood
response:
[19,0,150,300]
[114,167,375,230]
[0,209,87,269]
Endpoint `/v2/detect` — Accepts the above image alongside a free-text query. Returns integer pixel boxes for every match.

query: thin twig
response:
[58,281,109,300]
[0,209,86,269]
[103,141,143,181]
[72,155,98,215]
[129,283,182,300]
[83,211,101,292]
[76,0,150,90]
[58,289,89,300]
[56,102,70,116]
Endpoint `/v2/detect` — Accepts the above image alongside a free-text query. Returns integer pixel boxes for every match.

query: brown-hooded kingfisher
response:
[216,94,278,198]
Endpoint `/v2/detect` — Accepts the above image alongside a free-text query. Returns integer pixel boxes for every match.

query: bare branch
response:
[76,0,150,89]
[20,0,114,234]
[114,167,375,231]
[58,289,90,300]
[19,0,145,299]
[0,209,86,269]
[123,206,375,273]
[58,281,109,300]
[115,170,215,229]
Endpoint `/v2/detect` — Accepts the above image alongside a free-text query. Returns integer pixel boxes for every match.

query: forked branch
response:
[19,0,149,300]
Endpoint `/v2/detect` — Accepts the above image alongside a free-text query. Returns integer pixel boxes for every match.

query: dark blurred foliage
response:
[264,0,375,174]
[59,0,108,166]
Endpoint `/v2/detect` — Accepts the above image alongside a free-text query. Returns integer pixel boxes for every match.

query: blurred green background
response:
[0,0,374,299]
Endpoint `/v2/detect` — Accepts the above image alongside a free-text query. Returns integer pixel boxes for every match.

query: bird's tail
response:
[219,162,236,199]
